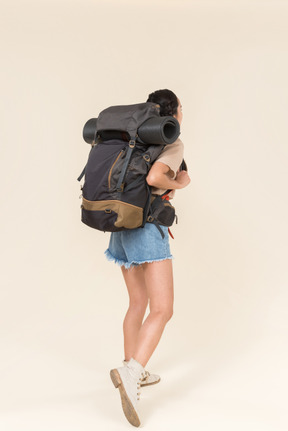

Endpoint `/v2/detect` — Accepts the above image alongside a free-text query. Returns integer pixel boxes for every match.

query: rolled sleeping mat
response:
[137,116,180,145]
[83,115,180,145]
[83,118,130,143]
[83,118,98,144]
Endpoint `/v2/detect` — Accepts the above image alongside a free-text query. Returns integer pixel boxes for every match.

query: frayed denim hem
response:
[104,249,127,268]
[104,249,173,269]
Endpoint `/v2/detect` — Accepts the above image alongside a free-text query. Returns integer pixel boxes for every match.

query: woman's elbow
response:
[146,172,158,187]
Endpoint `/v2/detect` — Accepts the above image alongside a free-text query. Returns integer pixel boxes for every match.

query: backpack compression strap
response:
[77,143,97,182]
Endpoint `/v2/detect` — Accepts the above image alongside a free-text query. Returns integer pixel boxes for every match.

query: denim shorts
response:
[104,223,173,269]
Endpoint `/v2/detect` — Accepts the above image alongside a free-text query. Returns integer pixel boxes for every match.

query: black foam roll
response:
[83,115,180,145]
[138,116,180,145]
[83,118,98,144]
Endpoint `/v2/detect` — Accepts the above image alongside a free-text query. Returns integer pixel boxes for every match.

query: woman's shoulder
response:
[166,137,183,150]
[156,137,184,162]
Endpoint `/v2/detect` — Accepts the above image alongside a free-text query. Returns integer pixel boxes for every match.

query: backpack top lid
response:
[83,102,180,145]
[96,102,161,140]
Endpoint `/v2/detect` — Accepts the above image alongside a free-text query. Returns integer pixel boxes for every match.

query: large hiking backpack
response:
[77,102,180,235]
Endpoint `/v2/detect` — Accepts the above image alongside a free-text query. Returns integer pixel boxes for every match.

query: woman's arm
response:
[146,161,190,190]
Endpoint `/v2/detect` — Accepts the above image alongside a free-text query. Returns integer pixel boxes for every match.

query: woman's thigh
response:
[142,259,174,315]
[121,258,174,313]
[121,265,148,307]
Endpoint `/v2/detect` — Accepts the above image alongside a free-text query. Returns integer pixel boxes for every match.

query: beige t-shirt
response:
[151,137,184,197]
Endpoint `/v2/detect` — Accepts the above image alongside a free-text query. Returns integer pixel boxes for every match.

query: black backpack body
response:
[78,102,180,234]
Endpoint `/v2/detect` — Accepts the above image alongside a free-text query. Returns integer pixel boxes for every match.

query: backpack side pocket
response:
[148,195,176,227]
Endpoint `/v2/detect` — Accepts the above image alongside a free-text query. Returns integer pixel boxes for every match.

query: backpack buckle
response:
[143,154,151,162]
[117,183,124,193]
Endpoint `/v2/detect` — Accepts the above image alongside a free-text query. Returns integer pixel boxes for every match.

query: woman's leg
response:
[133,259,174,367]
[121,265,148,361]
[121,259,174,367]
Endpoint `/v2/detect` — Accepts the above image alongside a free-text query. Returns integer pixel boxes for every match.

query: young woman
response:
[106,89,191,427]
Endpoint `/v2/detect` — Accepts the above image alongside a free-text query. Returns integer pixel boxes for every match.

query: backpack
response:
[77,102,180,237]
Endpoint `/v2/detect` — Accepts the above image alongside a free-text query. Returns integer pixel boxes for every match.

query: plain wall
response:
[1,1,287,430]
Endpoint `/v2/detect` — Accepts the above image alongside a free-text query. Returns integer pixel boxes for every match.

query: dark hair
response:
[147,89,187,172]
[147,89,178,117]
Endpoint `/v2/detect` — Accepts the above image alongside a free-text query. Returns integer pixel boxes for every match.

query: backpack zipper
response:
[108,150,124,189]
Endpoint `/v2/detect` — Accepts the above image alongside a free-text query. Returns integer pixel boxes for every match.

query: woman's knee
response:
[150,306,173,323]
[128,297,148,315]
[164,306,174,322]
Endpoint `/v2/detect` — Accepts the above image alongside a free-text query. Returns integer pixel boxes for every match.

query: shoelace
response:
[137,372,145,400]
[141,370,150,382]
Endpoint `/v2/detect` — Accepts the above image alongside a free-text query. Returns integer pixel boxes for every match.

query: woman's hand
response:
[175,170,191,189]
[146,162,190,190]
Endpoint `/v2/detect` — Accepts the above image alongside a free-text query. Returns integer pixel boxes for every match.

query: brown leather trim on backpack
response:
[108,150,124,189]
[82,198,143,229]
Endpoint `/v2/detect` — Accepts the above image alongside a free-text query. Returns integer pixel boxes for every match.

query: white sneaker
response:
[123,360,161,387]
[141,370,161,387]
[110,358,145,427]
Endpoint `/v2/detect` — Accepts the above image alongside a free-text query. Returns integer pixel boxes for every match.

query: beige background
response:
[1,0,288,429]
